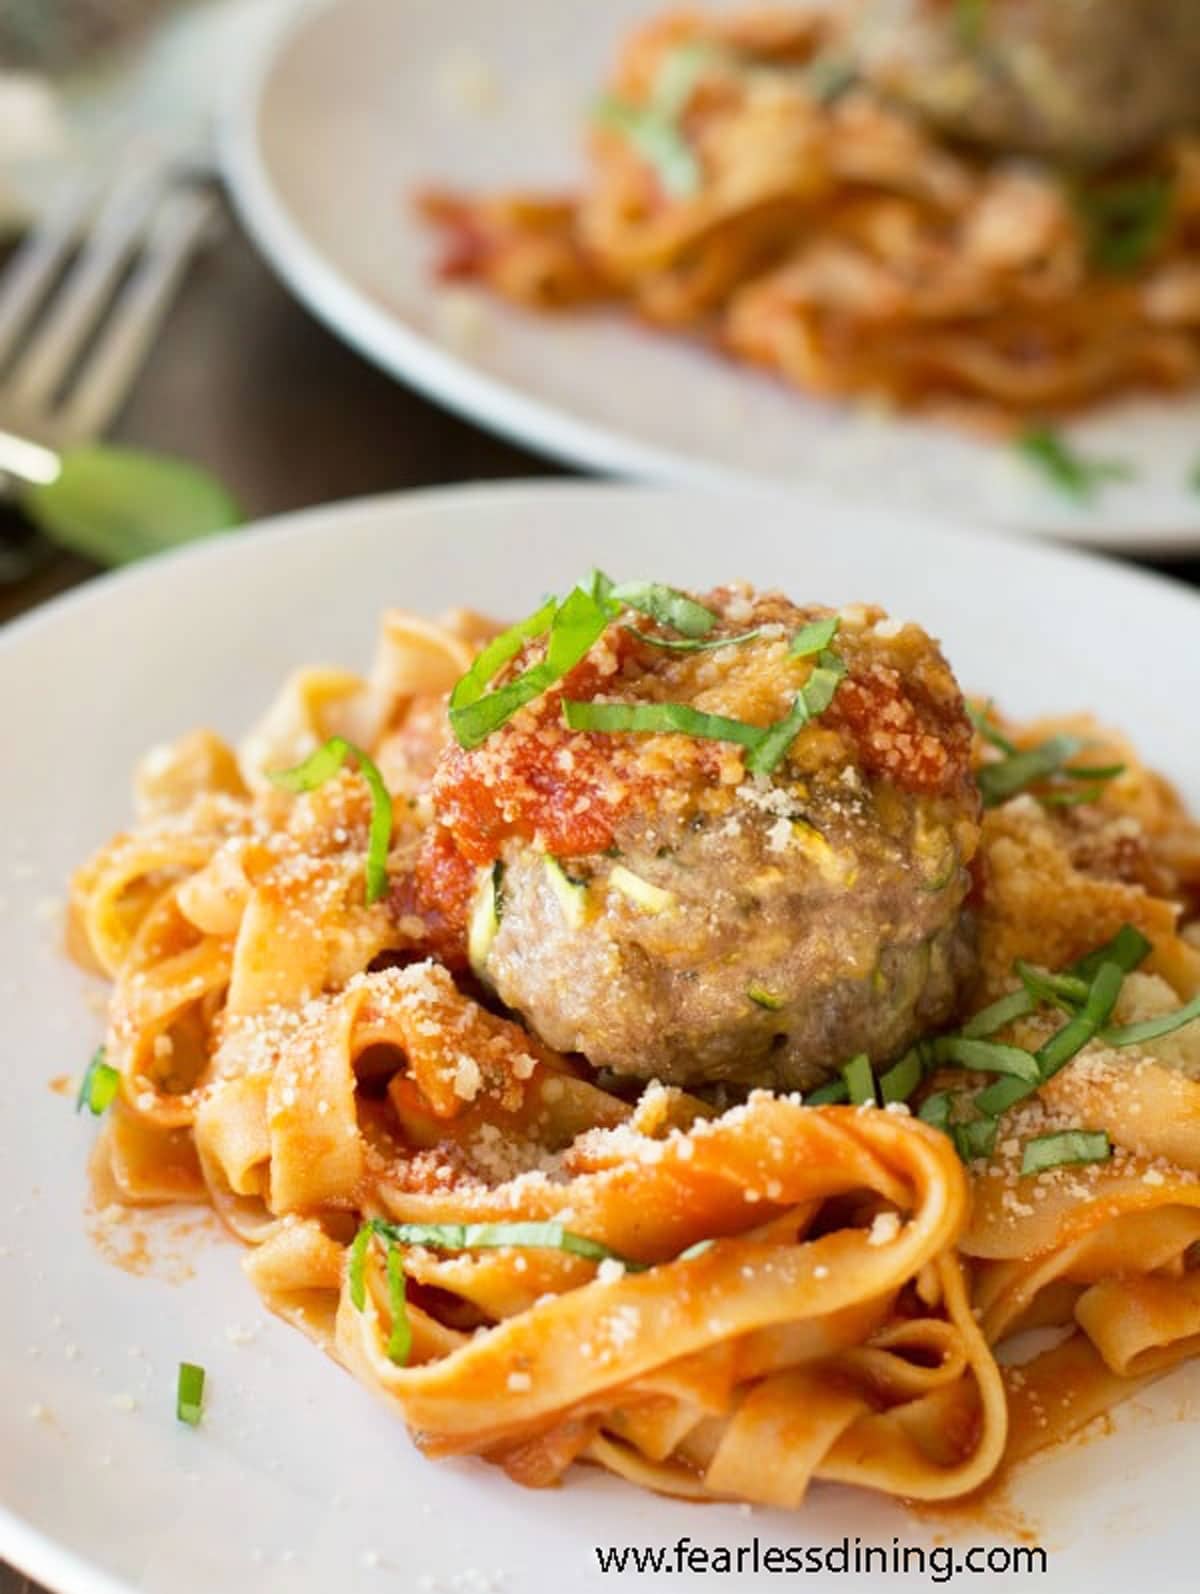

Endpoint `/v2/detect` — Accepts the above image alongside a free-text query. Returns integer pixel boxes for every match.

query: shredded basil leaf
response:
[743,649,846,776]
[1076,175,1173,274]
[563,698,763,746]
[1016,427,1133,502]
[954,1117,998,1162]
[348,1224,371,1312]
[592,39,724,197]
[609,579,716,638]
[1021,1129,1111,1176]
[927,1036,1040,1083]
[367,1217,646,1270]
[842,1052,876,1106]
[1015,961,1091,1013]
[977,959,1126,1115]
[449,598,556,714]
[449,586,613,749]
[385,1243,412,1366]
[76,1046,120,1116]
[268,736,392,904]
[966,701,1017,757]
[176,1362,205,1427]
[962,988,1035,1040]
[789,616,840,658]
[917,1091,953,1132]
[879,1048,923,1105]
[804,1076,849,1105]
[1103,990,1200,1048]
[802,56,858,104]
[626,625,762,654]
[977,734,1087,806]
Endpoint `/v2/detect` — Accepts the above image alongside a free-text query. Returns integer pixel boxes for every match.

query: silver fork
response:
[0,154,220,490]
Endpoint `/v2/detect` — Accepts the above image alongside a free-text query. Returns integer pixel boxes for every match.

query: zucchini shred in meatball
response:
[414,580,980,1091]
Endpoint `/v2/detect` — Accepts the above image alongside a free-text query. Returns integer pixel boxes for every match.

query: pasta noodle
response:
[69,590,1200,1512]
[418,8,1200,427]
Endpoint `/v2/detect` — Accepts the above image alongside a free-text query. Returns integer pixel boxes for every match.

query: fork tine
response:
[58,188,219,445]
[6,158,170,415]
[0,175,98,372]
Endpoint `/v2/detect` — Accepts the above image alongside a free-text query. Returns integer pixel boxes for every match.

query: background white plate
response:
[3,482,1200,1594]
[222,0,1200,552]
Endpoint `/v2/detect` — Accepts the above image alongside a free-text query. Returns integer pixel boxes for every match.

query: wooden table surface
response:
[2,210,1198,1594]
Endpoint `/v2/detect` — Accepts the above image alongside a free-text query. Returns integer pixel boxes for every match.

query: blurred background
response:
[3,0,1200,631]
[0,0,559,624]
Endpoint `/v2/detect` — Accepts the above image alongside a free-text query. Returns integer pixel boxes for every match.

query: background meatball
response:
[421,585,980,1092]
[840,0,1200,164]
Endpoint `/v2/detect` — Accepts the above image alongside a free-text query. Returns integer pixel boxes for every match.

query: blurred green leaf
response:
[20,444,242,566]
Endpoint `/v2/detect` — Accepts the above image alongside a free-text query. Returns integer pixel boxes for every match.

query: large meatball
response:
[840,0,1200,164]
[417,584,980,1091]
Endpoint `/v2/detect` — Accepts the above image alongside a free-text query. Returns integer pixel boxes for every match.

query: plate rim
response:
[218,0,1200,556]
[4,479,1200,672]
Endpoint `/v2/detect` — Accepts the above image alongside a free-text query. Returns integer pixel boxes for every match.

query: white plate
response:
[3,481,1200,1594]
[221,0,1200,552]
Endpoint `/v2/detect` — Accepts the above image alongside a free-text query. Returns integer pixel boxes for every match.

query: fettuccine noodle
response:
[419,8,1200,427]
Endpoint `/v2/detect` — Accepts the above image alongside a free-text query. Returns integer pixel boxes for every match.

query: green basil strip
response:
[917,1091,953,1132]
[879,1048,923,1105]
[977,734,1087,807]
[593,96,700,196]
[966,701,1017,757]
[385,1244,412,1366]
[609,580,716,638]
[269,736,392,904]
[744,650,846,776]
[653,39,723,119]
[743,694,812,777]
[76,1045,120,1116]
[1015,961,1091,1012]
[1073,924,1151,982]
[927,1036,1040,1084]
[449,597,556,712]
[1103,991,1200,1048]
[449,586,613,749]
[176,1362,205,1427]
[626,625,762,654]
[789,616,839,658]
[1077,175,1173,274]
[804,1077,849,1106]
[591,41,720,199]
[369,1217,648,1271]
[962,988,1035,1040]
[1016,427,1134,503]
[1063,763,1126,782]
[954,1117,998,1163]
[965,924,1148,1053]
[348,1224,371,1312]
[1021,1129,1111,1177]
[842,1052,876,1106]
[562,698,764,747]
[977,959,1126,1115]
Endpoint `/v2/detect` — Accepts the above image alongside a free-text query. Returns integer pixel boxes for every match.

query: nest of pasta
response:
[69,587,1200,1511]
[419,8,1200,428]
